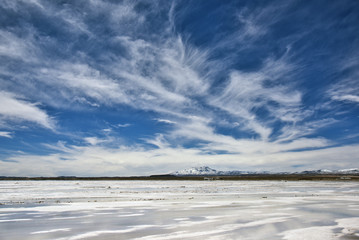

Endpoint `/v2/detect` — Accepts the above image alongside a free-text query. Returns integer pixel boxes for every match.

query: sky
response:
[0,0,359,177]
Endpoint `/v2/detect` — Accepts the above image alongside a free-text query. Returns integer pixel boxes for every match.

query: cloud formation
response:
[0,0,359,176]
[2,140,358,177]
[0,91,54,129]
[0,131,12,138]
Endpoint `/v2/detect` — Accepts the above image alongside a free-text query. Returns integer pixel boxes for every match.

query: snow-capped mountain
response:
[171,166,268,176]
[172,166,218,176]
[171,166,359,176]
[337,168,359,174]
[299,169,334,174]
[299,168,359,175]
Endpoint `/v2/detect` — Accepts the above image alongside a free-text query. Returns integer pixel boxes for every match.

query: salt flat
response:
[0,180,359,240]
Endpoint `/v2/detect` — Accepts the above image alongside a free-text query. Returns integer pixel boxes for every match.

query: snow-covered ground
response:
[0,180,359,239]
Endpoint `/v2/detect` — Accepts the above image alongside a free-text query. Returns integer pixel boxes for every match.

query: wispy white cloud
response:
[37,63,130,106]
[0,29,39,62]
[117,123,131,128]
[84,137,108,146]
[327,55,359,105]
[332,94,359,103]
[236,7,270,41]
[42,141,72,153]
[72,97,100,108]
[145,134,170,149]
[1,0,44,11]
[208,1,293,56]
[154,119,176,124]
[237,2,292,39]
[209,56,302,140]
[275,118,338,142]
[0,21,208,119]
[0,91,54,129]
[105,35,209,112]
[170,116,330,155]
[0,131,13,138]
[329,79,359,105]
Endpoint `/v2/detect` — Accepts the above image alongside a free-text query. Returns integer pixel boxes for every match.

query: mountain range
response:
[171,166,359,176]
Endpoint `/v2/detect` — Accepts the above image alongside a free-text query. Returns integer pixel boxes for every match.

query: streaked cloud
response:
[328,63,359,105]
[155,119,176,124]
[0,131,12,138]
[209,57,302,140]
[0,91,54,129]
[84,137,107,146]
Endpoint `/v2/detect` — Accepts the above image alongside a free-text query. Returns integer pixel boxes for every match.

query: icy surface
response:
[0,181,359,239]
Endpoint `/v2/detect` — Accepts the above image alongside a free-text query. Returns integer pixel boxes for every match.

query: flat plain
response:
[1,180,359,240]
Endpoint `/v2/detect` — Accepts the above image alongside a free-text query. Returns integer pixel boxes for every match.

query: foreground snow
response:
[0,181,359,239]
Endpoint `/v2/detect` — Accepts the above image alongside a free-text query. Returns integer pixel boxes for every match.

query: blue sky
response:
[0,0,359,176]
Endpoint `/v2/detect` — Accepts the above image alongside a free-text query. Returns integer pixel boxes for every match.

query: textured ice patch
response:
[279,226,336,240]
[0,201,149,213]
[336,217,359,236]
[0,218,31,222]
[238,216,292,228]
[31,228,71,234]
[117,213,144,217]
[49,215,94,220]
[279,218,359,240]
[52,225,155,240]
